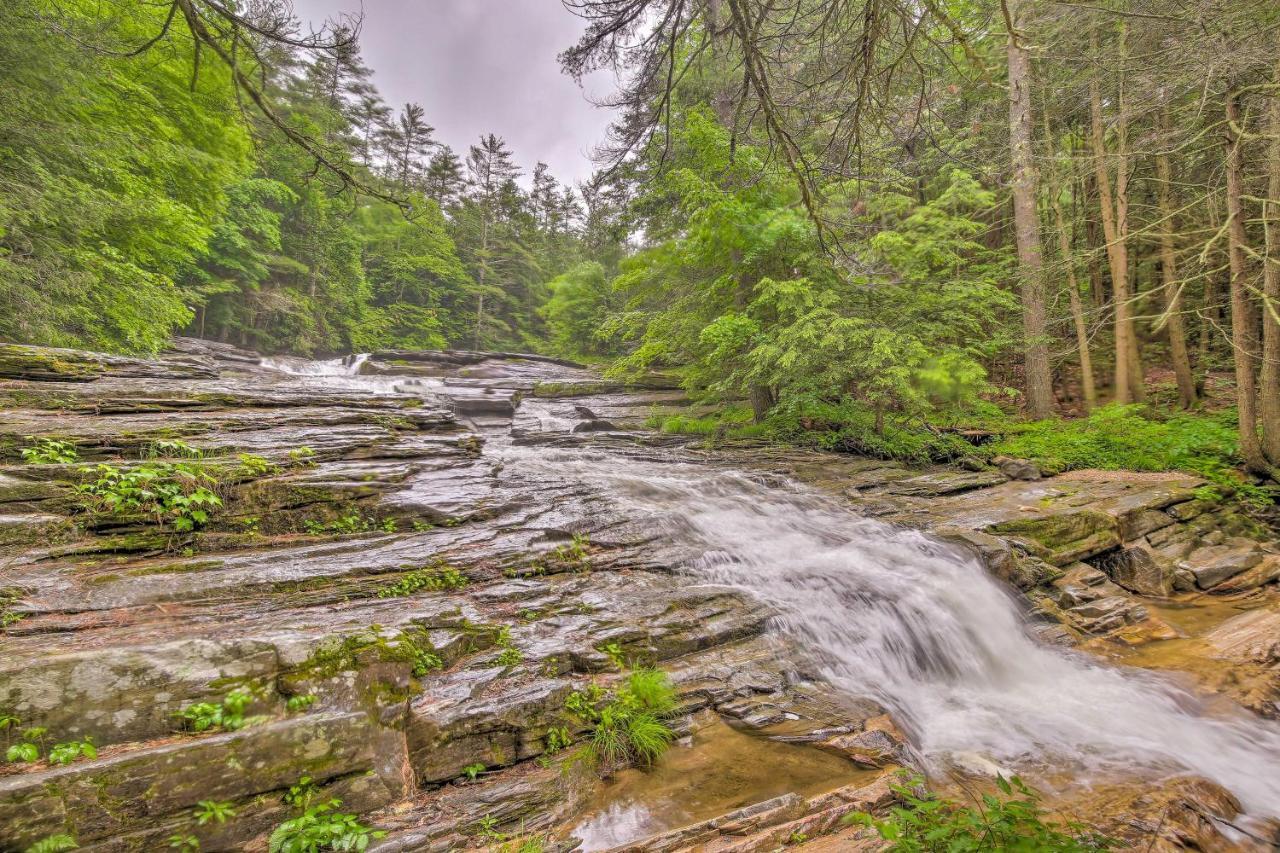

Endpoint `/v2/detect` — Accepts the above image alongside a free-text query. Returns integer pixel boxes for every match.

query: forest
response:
[2,0,1280,485]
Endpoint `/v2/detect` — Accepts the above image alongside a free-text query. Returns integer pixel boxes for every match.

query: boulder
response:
[1181,544,1263,589]
[1095,544,1174,597]
[992,455,1041,481]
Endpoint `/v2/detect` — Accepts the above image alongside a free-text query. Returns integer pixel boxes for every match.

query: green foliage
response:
[175,689,254,733]
[463,762,486,781]
[845,773,1113,851]
[286,694,317,714]
[194,800,237,826]
[25,836,79,853]
[762,398,984,464]
[20,438,79,464]
[76,462,222,531]
[376,563,467,598]
[168,834,200,852]
[6,726,45,763]
[992,406,1273,507]
[236,453,276,477]
[146,440,204,460]
[567,668,678,768]
[268,798,385,852]
[545,726,572,753]
[47,737,96,766]
[0,0,248,353]
[540,262,622,358]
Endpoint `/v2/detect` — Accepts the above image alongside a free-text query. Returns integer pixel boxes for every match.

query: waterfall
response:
[502,444,1280,817]
[260,352,370,376]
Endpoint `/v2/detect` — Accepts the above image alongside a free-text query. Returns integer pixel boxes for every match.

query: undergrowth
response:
[652,398,1276,508]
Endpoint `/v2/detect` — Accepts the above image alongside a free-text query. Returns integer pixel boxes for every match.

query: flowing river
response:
[275,354,1280,822]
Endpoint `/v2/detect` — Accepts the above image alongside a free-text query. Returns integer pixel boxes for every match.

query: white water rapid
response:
[260,352,370,376]
[502,445,1280,818]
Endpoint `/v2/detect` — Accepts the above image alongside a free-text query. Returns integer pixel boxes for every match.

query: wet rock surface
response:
[0,341,1276,850]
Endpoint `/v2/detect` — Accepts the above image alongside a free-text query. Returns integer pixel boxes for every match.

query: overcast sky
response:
[290,0,617,187]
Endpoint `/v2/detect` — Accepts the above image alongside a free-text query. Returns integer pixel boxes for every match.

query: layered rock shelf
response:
[1,339,1276,851]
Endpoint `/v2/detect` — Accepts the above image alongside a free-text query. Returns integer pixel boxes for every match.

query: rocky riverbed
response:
[1,340,1278,851]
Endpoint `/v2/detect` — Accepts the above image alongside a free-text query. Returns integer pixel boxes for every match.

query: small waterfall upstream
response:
[504,445,1280,818]
[260,352,370,376]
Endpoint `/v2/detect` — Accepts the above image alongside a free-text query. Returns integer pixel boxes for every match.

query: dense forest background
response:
[3,0,1280,482]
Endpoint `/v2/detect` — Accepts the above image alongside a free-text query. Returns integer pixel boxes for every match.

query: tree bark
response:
[1224,91,1269,474]
[1261,50,1280,463]
[1089,27,1143,404]
[1004,0,1054,419]
[1154,107,1198,408]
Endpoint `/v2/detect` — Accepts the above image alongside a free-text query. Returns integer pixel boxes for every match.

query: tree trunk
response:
[1261,49,1280,464]
[1224,90,1269,474]
[1004,0,1054,419]
[1053,181,1097,413]
[1154,108,1197,408]
[474,217,489,351]
[1089,38,1143,404]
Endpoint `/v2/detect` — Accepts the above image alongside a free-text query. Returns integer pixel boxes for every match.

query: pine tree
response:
[384,103,437,190]
[424,148,467,208]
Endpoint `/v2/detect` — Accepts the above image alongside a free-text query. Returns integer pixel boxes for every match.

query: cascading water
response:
[501,444,1280,818]
[260,352,370,376]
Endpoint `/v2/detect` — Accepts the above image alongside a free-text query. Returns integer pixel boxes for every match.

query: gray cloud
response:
[290,0,617,186]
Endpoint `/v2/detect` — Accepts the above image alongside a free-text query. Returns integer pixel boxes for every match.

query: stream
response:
[278,354,1280,821]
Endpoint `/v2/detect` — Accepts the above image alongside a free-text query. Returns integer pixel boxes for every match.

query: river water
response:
[270,354,1280,821]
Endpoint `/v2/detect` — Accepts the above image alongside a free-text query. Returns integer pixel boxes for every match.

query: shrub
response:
[21,437,79,464]
[76,461,222,531]
[845,773,1113,851]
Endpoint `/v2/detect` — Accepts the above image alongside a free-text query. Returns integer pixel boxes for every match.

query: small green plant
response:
[379,517,398,532]
[302,514,383,536]
[547,533,592,571]
[237,453,276,477]
[786,831,809,846]
[194,800,237,825]
[462,762,486,781]
[845,773,1114,851]
[21,437,78,464]
[77,462,222,532]
[473,814,504,841]
[47,737,96,766]
[146,439,204,459]
[288,446,317,465]
[268,798,385,853]
[567,669,678,768]
[495,646,523,667]
[6,726,46,763]
[410,520,434,532]
[25,835,78,853]
[545,727,572,753]
[175,689,253,733]
[599,642,626,671]
[283,776,319,809]
[376,563,467,598]
[167,834,200,852]
[286,694,316,714]
[411,648,444,677]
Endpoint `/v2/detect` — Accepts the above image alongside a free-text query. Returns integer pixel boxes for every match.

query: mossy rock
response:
[990,511,1119,565]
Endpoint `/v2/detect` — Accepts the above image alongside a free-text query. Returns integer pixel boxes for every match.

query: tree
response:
[1002,0,1053,419]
